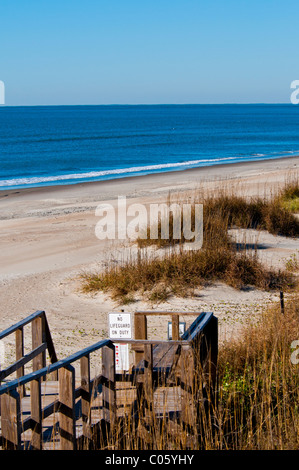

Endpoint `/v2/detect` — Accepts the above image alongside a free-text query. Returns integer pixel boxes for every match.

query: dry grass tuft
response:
[99,295,299,450]
[214,296,299,450]
[81,183,298,302]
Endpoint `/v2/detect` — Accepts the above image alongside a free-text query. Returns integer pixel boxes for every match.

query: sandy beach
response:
[1,156,299,364]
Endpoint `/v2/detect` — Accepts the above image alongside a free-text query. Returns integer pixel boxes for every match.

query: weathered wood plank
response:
[133,314,147,363]
[59,365,76,450]
[44,314,58,379]
[0,310,45,341]
[135,311,203,316]
[134,343,180,382]
[15,327,25,397]
[0,343,47,382]
[143,344,154,423]
[30,378,42,450]
[171,314,179,341]
[154,344,178,369]
[180,345,196,430]
[136,344,154,448]
[0,311,218,451]
[1,390,22,450]
[80,354,92,444]
[32,316,46,373]
[102,344,116,427]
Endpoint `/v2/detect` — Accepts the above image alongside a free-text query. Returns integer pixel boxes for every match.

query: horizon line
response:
[0,102,294,108]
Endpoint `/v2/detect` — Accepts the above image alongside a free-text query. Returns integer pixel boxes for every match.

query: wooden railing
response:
[133,311,217,379]
[0,310,58,395]
[181,311,218,386]
[127,311,218,436]
[133,310,194,363]
[0,310,218,450]
[0,329,115,450]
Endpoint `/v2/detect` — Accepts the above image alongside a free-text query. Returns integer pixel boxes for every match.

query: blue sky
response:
[1,0,298,105]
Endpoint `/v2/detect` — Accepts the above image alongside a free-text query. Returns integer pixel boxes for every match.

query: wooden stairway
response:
[0,310,218,450]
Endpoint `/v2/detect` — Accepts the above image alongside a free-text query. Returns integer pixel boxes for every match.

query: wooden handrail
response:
[181,311,214,342]
[0,310,45,340]
[0,336,115,450]
[132,311,218,434]
[0,343,47,382]
[113,339,189,345]
[133,310,214,360]
[0,310,218,450]
[0,310,58,387]
[135,310,206,316]
[0,338,112,396]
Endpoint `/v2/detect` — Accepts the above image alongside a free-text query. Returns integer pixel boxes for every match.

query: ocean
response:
[0,104,299,190]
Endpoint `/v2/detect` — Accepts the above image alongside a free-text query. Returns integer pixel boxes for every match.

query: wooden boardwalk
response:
[0,310,218,450]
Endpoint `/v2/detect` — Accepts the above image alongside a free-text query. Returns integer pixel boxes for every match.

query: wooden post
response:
[59,365,76,450]
[172,314,179,340]
[136,343,154,448]
[32,316,46,373]
[80,354,92,445]
[44,314,58,380]
[1,390,22,450]
[30,377,42,450]
[280,291,285,314]
[210,316,218,390]
[134,314,147,364]
[143,343,154,423]
[16,327,25,397]
[180,345,196,431]
[202,315,218,423]
[102,344,116,427]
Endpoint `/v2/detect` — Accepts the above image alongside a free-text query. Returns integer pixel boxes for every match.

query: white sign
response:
[109,312,132,339]
[167,321,186,340]
[115,343,130,371]
[108,312,132,372]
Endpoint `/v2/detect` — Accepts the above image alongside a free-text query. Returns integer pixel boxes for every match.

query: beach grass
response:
[80,182,298,303]
[101,294,299,450]
[280,178,299,213]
